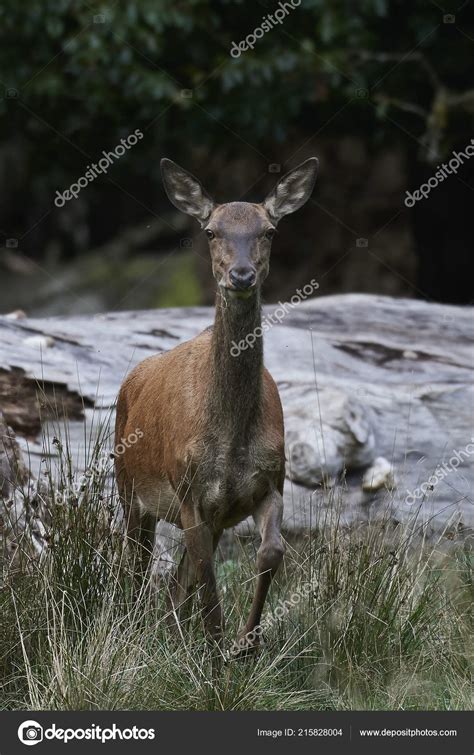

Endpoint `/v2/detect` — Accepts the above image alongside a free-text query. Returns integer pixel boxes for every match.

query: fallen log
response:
[0,294,472,547]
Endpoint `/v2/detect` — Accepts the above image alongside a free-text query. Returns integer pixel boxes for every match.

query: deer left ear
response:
[161,158,215,226]
[263,157,318,223]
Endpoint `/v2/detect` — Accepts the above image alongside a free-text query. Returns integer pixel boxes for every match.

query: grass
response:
[0,415,472,711]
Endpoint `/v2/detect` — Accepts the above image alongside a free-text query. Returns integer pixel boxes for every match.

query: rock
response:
[285,386,376,485]
[0,412,49,576]
[362,456,396,492]
[0,294,472,544]
[23,335,55,349]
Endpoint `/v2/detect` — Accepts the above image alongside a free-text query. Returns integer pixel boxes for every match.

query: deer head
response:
[161,157,318,299]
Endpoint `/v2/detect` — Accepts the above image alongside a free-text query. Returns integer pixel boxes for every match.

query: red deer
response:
[115,157,318,647]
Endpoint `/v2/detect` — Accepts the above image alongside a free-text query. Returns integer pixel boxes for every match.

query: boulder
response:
[0,294,472,554]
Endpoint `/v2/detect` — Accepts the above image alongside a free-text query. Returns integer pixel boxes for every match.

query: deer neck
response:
[206,289,263,443]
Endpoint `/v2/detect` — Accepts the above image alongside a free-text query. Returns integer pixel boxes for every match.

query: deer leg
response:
[235,489,284,652]
[166,549,195,628]
[123,499,157,592]
[136,511,157,578]
[118,479,145,586]
[168,529,222,629]
[178,501,224,642]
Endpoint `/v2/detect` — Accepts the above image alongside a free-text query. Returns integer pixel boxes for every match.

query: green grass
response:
[0,419,472,711]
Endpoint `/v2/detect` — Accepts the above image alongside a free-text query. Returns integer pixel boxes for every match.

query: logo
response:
[18,721,155,745]
[18,721,43,746]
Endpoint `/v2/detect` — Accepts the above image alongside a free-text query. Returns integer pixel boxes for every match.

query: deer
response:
[115,156,318,650]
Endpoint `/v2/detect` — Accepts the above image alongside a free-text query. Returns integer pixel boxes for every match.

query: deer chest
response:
[196,442,281,526]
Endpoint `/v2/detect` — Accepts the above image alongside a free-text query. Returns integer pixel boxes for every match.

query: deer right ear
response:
[263,157,319,223]
[160,159,215,226]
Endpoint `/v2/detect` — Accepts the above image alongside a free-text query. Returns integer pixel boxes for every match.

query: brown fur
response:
[116,307,285,529]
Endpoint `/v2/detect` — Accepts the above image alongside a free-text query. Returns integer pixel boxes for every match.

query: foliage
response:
[0,0,472,303]
[0,0,472,188]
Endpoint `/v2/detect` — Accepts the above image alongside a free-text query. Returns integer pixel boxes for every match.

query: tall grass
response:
[0,417,472,711]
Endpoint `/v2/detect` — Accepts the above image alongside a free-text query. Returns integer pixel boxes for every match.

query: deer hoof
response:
[228,629,264,660]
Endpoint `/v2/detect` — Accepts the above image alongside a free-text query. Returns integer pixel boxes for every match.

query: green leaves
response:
[0,0,471,244]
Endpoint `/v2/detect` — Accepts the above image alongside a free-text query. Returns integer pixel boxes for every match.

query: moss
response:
[156,252,202,307]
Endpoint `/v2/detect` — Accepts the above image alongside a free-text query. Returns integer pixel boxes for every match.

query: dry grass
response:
[0,419,472,711]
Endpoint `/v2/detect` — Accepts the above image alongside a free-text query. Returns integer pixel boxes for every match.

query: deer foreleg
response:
[236,489,284,652]
[179,501,224,641]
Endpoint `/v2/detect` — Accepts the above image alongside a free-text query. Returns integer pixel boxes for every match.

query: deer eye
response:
[265,228,276,240]
[205,229,215,240]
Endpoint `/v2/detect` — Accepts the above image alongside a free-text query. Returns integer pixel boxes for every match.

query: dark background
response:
[1,711,472,755]
[0,0,473,315]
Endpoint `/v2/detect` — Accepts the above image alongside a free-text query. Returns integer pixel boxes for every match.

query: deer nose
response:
[229,267,256,290]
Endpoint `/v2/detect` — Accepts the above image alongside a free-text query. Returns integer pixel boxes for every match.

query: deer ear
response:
[161,159,215,226]
[263,157,318,223]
